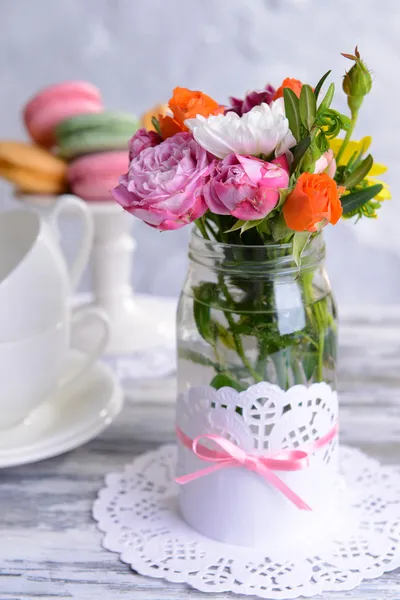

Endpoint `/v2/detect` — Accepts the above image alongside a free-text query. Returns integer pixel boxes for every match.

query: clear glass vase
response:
[177,229,337,393]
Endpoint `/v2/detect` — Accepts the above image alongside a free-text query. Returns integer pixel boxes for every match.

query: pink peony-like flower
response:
[227,84,276,116]
[202,153,289,221]
[128,128,161,161]
[113,132,210,231]
[314,149,336,178]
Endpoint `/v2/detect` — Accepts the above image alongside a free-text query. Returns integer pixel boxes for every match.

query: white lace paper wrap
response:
[93,444,400,599]
[176,382,339,549]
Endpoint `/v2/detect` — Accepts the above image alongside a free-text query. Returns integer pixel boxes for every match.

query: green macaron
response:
[55,111,139,160]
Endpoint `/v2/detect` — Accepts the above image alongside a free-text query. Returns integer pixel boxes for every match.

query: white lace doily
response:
[93,444,400,599]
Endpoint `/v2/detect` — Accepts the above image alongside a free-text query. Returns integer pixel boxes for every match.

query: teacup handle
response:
[58,306,110,394]
[50,195,94,292]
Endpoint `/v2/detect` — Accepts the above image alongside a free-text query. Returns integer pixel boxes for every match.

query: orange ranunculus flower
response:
[283,173,344,232]
[159,87,224,139]
[157,114,184,138]
[273,78,304,100]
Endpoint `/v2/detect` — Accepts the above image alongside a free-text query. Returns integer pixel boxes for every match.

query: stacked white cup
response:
[0,195,109,430]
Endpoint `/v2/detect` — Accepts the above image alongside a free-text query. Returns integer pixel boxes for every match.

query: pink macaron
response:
[23,81,104,148]
[68,151,129,201]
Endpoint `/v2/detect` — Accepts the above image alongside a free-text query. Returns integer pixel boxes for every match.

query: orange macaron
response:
[0,141,68,194]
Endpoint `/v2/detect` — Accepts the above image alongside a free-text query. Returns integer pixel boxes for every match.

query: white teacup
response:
[0,306,109,430]
[0,195,93,341]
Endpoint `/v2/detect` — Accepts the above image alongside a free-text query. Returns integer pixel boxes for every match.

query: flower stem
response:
[302,271,327,382]
[271,351,288,389]
[195,218,209,240]
[217,274,262,383]
[256,338,269,379]
[205,219,218,241]
[317,326,325,381]
[213,214,228,243]
[336,109,358,165]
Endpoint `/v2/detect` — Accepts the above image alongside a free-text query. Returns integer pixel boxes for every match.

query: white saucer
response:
[0,352,123,468]
[94,293,176,355]
[73,293,177,357]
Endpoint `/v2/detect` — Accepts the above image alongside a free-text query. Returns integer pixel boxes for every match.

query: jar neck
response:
[188,228,325,277]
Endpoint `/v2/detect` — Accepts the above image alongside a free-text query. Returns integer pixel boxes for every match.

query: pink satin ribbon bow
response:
[176,423,338,511]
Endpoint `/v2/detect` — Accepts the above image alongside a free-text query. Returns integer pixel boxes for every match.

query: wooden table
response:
[1,308,400,599]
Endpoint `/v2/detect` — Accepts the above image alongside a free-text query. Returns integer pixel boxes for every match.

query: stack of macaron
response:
[56,110,138,201]
[0,80,139,201]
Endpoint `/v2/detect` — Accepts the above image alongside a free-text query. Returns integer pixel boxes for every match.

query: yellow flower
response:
[330,136,391,201]
[140,103,169,131]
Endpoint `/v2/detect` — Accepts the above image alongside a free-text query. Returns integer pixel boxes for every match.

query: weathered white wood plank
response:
[1,312,400,599]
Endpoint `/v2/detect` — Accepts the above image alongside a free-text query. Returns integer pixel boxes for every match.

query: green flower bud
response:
[341,47,372,114]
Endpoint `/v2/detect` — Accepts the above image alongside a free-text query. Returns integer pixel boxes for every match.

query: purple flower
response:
[128,128,161,161]
[202,153,289,221]
[227,84,276,116]
[113,132,211,231]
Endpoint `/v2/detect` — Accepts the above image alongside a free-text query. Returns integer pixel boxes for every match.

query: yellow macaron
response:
[0,141,67,194]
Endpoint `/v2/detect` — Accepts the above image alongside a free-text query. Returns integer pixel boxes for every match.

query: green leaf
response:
[241,219,265,233]
[303,352,318,380]
[225,219,246,233]
[314,69,332,101]
[341,184,383,215]
[346,150,361,171]
[225,219,266,235]
[317,108,349,138]
[302,138,326,173]
[210,373,244,392]
[192,282,238,351]
[151,116,162,136]
[319,111,341,138]
[284,88,301,141]
[215,323,236,351]
[315,130,330,154]
[269,214,292,241]
[292,231,311,267]
[193,298,217,346]
[256,218,270,234]
[342,154,373,189]
[317,82,335,114]
[192,283,219,345]
[330,109,351,131]
[290,136,311,173]
[299,85,317,130]
[339,113,351,131]
[275,188,291,210]
[178,348,220,371]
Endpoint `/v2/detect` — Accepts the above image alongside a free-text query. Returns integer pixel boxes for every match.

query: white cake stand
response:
[15,194,175,355]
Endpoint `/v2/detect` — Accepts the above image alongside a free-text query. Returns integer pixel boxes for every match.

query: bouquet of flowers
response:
[113,48,390,391]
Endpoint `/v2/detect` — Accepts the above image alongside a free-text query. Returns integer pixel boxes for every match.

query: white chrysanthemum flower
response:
[185,98,296,159]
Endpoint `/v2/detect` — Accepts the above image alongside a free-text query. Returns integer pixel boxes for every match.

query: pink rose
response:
[128,128,161,161]
[202,153,289,221]
[113,132,210,231]
[314,149,336,178]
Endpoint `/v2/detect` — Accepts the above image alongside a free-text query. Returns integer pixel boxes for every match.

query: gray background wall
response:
[0,0,398,306]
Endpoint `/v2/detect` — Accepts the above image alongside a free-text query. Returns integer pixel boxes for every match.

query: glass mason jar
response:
[177,229,337,393]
